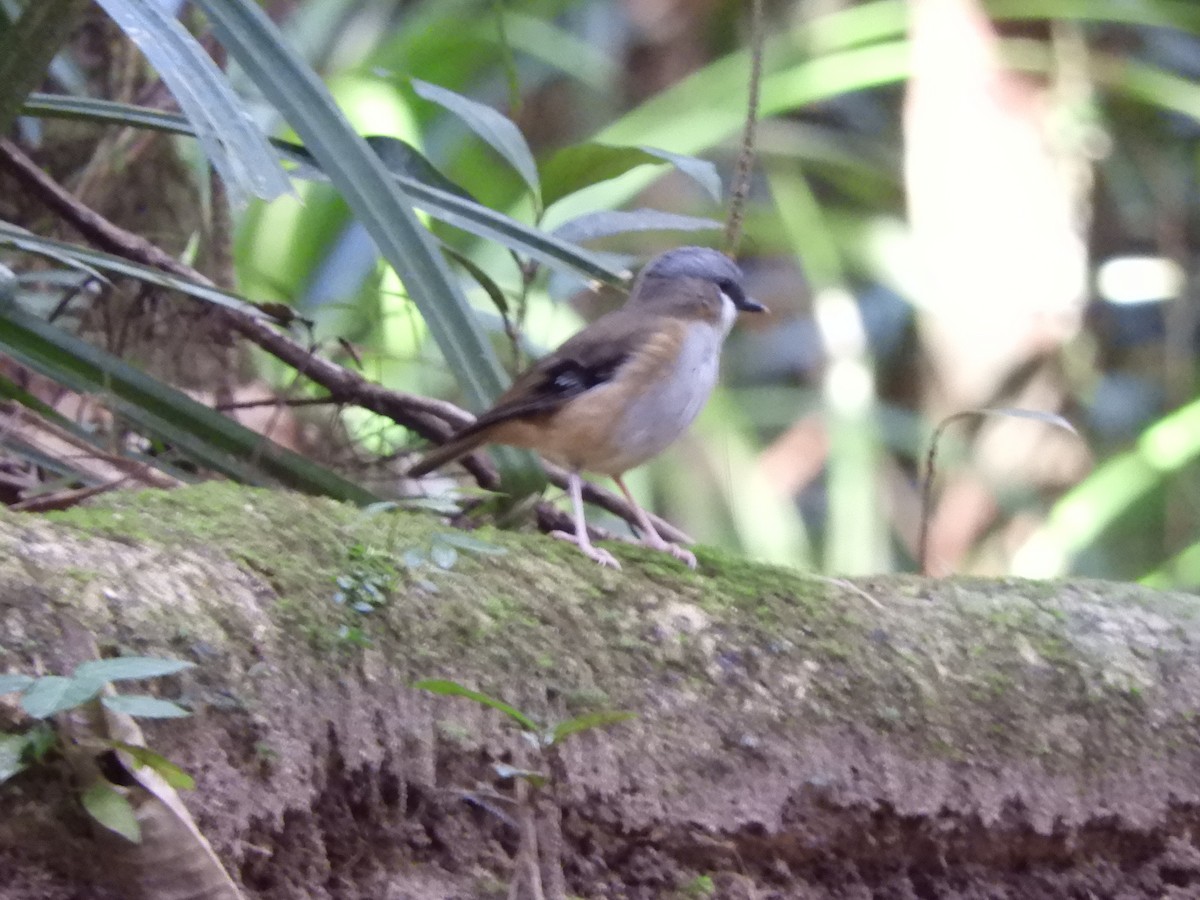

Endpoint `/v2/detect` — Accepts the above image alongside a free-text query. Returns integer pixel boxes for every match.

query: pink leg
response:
[613,476,697,569]
[549,471,620,569]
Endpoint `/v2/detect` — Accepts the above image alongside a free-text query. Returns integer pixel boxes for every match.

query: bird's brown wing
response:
[405,309,657,476]
[468,308,656,431]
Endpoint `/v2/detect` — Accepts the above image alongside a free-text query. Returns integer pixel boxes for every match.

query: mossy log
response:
[1,484,1198,899]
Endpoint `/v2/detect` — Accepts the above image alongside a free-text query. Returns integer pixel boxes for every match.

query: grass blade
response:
[411,78,541,203]
[192,0,507,416]
[0,222,279,321]
[0,302,376,503]
[93,0,291,206]
[20,95,626,286]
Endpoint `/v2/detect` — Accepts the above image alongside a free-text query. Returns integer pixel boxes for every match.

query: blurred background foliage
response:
[2,0,1200,588]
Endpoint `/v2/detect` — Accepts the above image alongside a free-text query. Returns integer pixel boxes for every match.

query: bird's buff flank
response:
[407,246,766,570]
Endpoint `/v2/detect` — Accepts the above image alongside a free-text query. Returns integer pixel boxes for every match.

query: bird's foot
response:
[550,530,622,570]
[658,541,698,569]
[637,532,697,569]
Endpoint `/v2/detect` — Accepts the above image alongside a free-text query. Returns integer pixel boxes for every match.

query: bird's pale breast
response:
[610,317,722,465]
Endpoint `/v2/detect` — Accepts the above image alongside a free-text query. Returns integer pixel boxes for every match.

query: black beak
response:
[724,281,768,313]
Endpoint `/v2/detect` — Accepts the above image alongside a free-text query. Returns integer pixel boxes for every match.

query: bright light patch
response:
[1097,256,1184,305]
[824,358,874,416]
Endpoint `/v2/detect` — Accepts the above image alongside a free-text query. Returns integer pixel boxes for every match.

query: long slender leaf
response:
[109,741,195,790]
[74,657,195,683]
[1014,398,1200,578]
[0,674,34,695]
[548,710,635,746]
[102,694,190,718]
[22,93,196,133]
[0,222,280,321]
[471,11,619,90]
[192,0,507,417]
[20,675,102,718]
[413,678,539,732]
[20,95,626,286]
[552,210,722,244]
[411,78,541,203]
[0,302,377,503]
[0,364,200,488]
[93,0,291,206]
[539,143,721,209]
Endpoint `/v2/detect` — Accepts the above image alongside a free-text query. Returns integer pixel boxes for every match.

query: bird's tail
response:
[406,429,491,478]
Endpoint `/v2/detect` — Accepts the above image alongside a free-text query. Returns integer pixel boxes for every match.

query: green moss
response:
[676,874,715,898]
[8,483,1191,774]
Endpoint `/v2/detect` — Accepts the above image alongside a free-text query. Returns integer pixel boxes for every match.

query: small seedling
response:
[0,655,194,842]
[414,678,633,900]
[332,528,506,644]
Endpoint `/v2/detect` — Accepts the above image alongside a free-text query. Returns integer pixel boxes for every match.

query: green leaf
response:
[395,496,463,515]
[0,300,377,503]
[429,542,459,570]
[539,143,720,208]
[492,762,547,788]
[0,263,16,303]
[411,78,540,202]
[434,531,508,555]
[92,0,291,206]
[21,96,627,287]
[101,695,191,719]
[267,140,623,285]
[20,675,104,719]
[412,679,539,732]
[1016,397,1200,578]
[24,725,57,763]
[0,364,192,487]
[0,674,34,695]
[193,0,509,417]
[548,710,636,746]
[443,246,510,317]
[552,209,722,244]
[74,657,195,684]
[81,782,140,842]
[364,135,474,201]
[0,222,277,321]
[636,147,722,203]
[109,741,196,790]
[0,733,30,785]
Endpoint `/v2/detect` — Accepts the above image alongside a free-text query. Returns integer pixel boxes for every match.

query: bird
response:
[406,246,766,570]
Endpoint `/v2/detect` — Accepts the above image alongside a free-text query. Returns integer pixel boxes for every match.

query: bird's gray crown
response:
[640,246,744,287]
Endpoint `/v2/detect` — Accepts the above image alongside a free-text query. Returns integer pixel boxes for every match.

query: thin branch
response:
[723,0,765,257]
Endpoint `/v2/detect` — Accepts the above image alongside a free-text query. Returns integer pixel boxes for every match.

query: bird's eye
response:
[717,278,744,303]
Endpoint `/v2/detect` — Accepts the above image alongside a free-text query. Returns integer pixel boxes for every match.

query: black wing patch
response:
[543,355,625,397]
[466,349,631,433]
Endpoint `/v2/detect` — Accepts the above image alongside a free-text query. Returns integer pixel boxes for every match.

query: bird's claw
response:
[663,543,698,570]
[637,533,697,569]
[550,530,622,570]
